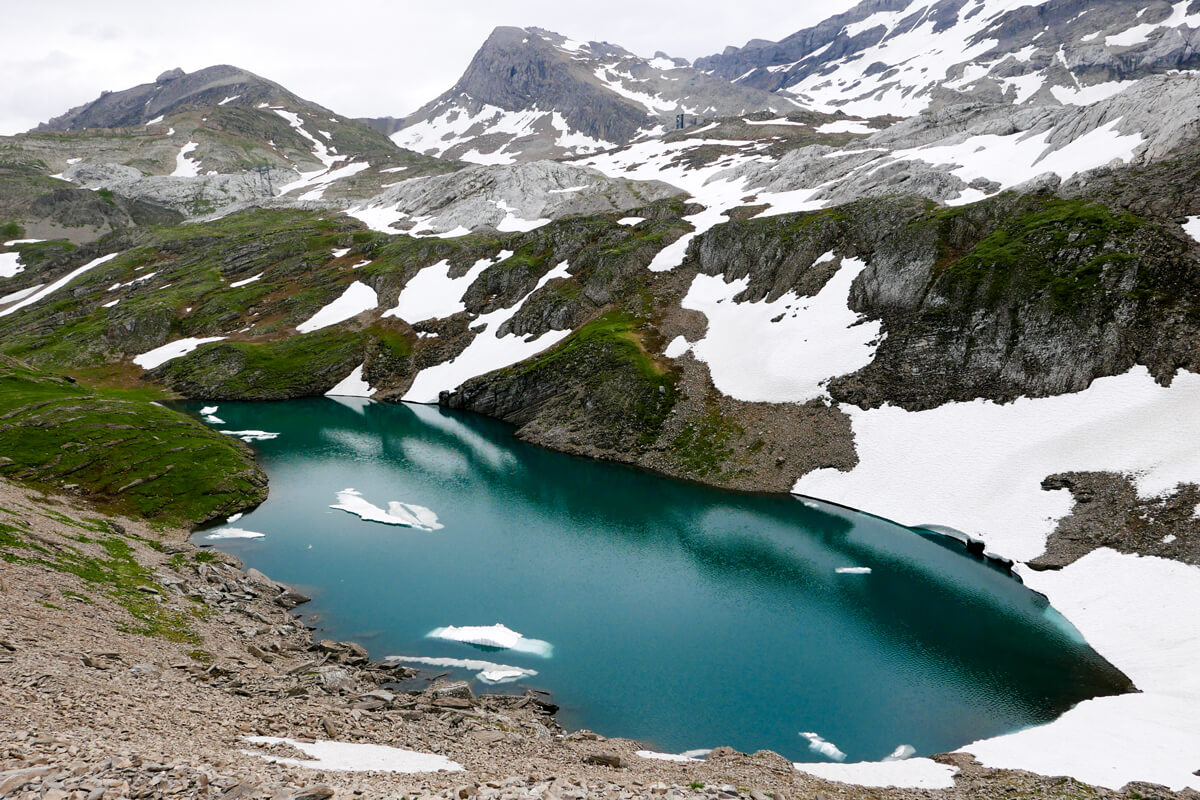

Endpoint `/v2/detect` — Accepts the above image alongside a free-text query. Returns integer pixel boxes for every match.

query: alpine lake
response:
[187,397,1129,764]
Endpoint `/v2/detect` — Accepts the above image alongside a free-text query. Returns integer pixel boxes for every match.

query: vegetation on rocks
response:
[0,356,266,527]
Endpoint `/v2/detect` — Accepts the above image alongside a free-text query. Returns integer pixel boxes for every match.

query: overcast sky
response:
[1,0,861,135]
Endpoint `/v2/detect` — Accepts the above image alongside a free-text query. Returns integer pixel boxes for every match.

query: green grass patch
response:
[0,356,266,527]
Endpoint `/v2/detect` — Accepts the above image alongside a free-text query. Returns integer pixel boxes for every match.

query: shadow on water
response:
[185,397,1132,762]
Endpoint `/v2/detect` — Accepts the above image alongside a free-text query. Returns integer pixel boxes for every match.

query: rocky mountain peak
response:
[696,0,1200,116]
[388,25,798,164]
[35,65,326,132]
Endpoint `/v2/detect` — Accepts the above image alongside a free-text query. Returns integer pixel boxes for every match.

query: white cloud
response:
[0,0,858,135]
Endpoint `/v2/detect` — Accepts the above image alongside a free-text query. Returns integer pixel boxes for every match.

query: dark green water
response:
[189,397,1128,763]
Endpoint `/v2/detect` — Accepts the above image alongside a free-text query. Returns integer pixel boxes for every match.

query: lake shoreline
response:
[2,475,1169,800]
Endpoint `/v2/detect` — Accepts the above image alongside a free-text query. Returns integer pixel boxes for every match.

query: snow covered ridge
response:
[699,0,1200,119]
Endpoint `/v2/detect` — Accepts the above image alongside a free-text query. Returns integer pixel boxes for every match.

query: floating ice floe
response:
[800,732,846,762]
[427,623,553,658]
[242,736,462,773]
[331,488,443,531]
[218,430,280,443]
[226,512,243,523]
[835,567,872,575]
[200,406,218,415]
[132,336,226,369]
[205,527,265,540]
[386,655,538,684]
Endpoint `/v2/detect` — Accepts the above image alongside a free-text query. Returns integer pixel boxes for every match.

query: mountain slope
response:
[695,0,1200,116]
[390,26,799,164]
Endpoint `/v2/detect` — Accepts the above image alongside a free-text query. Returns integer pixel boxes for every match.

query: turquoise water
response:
[190,397,1128,763]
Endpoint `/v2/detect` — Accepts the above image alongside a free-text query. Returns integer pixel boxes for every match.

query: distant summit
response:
[35,65,331,131]
[387,26,796,164]
[694,0,1200,116]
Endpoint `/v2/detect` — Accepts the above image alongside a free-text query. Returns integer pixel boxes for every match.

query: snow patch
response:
[795,367,1200,564]
[243,736,462,773]
[0,253,121,317]
[963,550,1200,791]
[795,759,958,789]
[1183,216,1200,243]
[0,252,22,278]
[132,336,226,369]
[229,273,263,288]
[682,258,880,403]
[296,281,378,333]
[326,364,375,398]
[171,142,201,177]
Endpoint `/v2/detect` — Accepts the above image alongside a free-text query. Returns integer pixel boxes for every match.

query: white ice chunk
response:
[385,655,537,684]
[835,567,872,574]
[295,281,377,333]
[800,732,847,761]
[205,528,265,540]
[218,430,279,442]
[200,406,218,415]
[243,736,462,773]
[331,488,443,531]
[427,623,553,658]
[132,336,226,369]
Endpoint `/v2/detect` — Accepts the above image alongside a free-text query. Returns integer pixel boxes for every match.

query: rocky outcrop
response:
[348,161,682,235]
